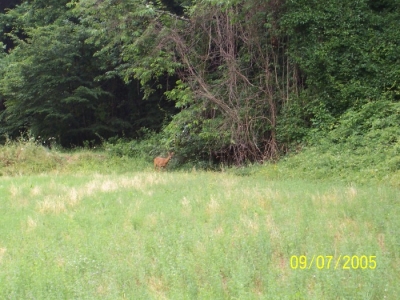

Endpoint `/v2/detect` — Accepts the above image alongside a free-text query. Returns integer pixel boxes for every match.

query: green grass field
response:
[0,149,399,299]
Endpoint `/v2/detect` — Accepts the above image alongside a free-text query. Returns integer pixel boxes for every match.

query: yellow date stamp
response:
[290,255,377,270]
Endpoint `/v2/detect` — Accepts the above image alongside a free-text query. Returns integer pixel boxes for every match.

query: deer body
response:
[154,152,174,170]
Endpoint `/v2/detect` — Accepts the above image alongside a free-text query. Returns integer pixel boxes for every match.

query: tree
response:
[74,0,299,164]
[282,0,400,118]
[0,0,177,146]
[0,23,118,145]
[158,0,298,163]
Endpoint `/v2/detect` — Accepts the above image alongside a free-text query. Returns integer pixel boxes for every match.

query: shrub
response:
[103,129,165,162]
[273,100,400,185]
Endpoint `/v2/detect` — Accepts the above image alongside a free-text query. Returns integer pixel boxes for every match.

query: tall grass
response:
[0,170,398,299]
[0,137,151,176]
[0,137,398,298]
[0,137,63,176]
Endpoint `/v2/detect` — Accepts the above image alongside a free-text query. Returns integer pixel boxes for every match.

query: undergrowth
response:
[286,101,400,186]
[231,100,400,186]
[1,100,399,186]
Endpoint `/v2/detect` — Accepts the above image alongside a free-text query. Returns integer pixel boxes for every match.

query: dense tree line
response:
[0,0,399,163]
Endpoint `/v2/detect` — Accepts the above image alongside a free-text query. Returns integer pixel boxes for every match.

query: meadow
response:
[0,144,399,299]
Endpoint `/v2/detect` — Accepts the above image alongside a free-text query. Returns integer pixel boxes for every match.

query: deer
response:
[154,152,174,171]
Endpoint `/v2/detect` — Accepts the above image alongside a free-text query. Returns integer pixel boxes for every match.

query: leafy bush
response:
[276,94,311,149]
[103,129,168,162]
[272,100,400,185]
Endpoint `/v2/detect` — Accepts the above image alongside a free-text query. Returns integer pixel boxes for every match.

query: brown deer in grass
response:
[154,152,174,171]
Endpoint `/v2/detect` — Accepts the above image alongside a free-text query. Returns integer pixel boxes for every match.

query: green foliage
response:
[282,0,400,118]
[0,0,177,147]
[159,0,294,163]
[1,0,400,167]
[329,100,400,147]
[270,99,400,186]
[0,23,119,145]
[163,94,244,167]
[276,94,310,148]
[103,129,164,162]
[73,0,180,94]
